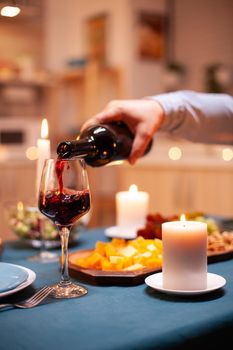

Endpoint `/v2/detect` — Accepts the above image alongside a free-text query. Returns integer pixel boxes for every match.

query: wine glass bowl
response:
[38,158,91,298]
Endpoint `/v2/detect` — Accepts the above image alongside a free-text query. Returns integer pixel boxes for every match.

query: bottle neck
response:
[57,137,96,159]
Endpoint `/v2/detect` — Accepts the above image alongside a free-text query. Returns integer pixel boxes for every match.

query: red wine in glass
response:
[39,189,90,227]
[38,158,90,299]
[39,159,90,227]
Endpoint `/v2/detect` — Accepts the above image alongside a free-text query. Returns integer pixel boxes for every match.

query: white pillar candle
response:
[162,215,207,290]
[36,118,51,195]
[116,184,149,232]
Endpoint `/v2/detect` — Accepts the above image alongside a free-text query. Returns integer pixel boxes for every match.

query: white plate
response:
[0,262,29,292]
[105,226,137,239]
[0,265,36,298]
[145,272,226,296]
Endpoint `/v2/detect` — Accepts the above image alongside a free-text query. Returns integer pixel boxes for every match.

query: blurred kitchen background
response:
[0,0,233,240]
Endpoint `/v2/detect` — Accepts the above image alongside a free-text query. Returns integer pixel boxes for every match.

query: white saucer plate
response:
[0,265,36,298]
[145,272,226,296]
[0,262,29,292]
[104,226,137,240]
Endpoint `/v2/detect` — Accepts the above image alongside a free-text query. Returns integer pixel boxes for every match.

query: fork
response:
[0,286,53,309]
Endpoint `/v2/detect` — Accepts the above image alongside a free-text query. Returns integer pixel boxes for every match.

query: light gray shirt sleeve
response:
[149,90,233,145]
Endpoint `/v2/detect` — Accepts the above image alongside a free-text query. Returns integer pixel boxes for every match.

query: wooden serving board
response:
[68,249,161,286]
[69,243,233,286]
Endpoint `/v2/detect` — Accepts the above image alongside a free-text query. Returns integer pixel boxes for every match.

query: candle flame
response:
[17,201,24,211]
[41,118,49,139]
[180,214,186,222]
[129,184,138,193]
[1,6,21,17]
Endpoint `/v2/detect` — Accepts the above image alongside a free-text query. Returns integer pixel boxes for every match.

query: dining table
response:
[1,227,233,350]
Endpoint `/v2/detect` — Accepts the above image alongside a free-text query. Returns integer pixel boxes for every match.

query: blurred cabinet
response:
[0,78,49,118]
[47,62,124,143]
[118,162,233,217]
[0,161,36,240]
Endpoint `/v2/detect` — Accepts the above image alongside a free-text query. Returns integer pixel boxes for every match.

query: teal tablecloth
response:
[1,228,233,350]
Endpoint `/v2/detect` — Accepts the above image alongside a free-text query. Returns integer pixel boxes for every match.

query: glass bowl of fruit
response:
[8,202,88,248]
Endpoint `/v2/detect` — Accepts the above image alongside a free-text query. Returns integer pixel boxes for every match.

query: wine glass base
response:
[50,281,88,299]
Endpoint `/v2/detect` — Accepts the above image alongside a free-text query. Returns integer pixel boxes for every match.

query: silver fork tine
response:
[22,286,50,304]
[0,286,53,309]
[20,286,52,307]
[25,288,52,306]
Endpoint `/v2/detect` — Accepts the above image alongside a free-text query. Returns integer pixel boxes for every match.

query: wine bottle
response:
[57,122,153,167]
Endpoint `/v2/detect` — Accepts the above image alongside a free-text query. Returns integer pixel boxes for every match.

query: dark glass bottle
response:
[57,122,153,167]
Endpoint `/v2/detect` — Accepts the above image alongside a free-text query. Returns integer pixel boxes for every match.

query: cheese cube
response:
[119,245,137,258]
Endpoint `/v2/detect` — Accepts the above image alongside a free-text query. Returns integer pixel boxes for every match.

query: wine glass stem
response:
[59,226,70,285]
[39,218,46,255]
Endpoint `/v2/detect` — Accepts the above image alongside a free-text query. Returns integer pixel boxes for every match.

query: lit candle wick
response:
[41,118,49,139]
[180,214,186,228]
[129,184,138,194]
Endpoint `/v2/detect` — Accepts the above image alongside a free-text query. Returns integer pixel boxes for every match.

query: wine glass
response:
[38,158,91,298]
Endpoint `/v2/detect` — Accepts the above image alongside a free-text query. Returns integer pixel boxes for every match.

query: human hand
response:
[81,99,165,164]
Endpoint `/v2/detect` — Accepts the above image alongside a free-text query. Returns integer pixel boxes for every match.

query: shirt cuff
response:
[146,91,187,132]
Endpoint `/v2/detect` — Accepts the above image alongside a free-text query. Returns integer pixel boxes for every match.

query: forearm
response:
[150,90,233,145]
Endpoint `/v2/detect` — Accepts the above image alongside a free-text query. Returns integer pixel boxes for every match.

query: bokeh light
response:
[168,147,182,161]
[222,148,233,162]
[26,146,39,160]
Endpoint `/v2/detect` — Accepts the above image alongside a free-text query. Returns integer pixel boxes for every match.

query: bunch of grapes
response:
[137,213,179,240]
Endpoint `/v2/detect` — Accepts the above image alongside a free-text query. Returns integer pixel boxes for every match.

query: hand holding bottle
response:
[81,99,165,164]
[57,121,153,167]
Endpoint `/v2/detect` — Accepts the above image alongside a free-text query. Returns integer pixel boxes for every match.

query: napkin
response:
[0,263,29,292]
